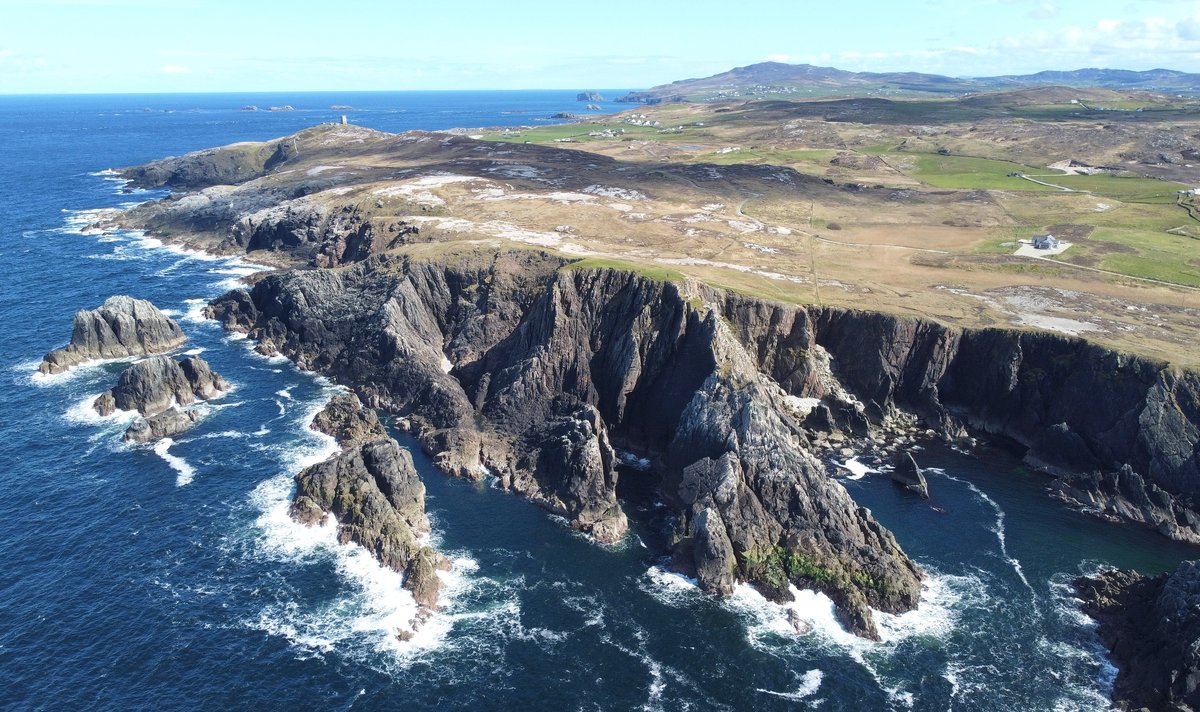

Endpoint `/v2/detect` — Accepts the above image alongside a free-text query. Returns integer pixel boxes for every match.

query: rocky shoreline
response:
[195,247,1200,640]
[1076,563,1200,711]
[93,128,1200,652]
[293,394,445,632]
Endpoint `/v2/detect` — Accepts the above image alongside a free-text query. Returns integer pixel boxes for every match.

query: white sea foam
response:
[616,450,652,471]
[30,353,138,386]
[209,265,262,277]
[64,392,138,427]
[181,347,205,356]
[639,565,703,608]
[180,298,210,324]
[153,438,197,486]
[214,277,249,291]
[834,457,876,479]
[756,669,823,700]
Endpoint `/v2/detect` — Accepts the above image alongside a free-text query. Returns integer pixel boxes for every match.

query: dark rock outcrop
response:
[93,355,229,417]
[310,393,388,448]
[207,251,924,637]
[228,202,420,268]
[124,408,202,443]
[1076,562,1200,711]
[40,296,186,374]
[892,452,929,498]
[290,435,441,611]
[719,301,1200,540]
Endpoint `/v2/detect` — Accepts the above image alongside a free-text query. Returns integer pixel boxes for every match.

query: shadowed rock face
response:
[40,296,186,374]
[205,250,1200,638]
[1077,562,1200,711]
[93,355,229,417]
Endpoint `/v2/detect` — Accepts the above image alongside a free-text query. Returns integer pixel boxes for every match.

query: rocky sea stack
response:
[92,355,230,443]
[1076,562,1200,711]
[292,394,445,620]
[40,296,186,374]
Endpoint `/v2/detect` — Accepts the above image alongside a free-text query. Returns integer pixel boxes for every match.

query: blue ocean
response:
[0,91,1193,711]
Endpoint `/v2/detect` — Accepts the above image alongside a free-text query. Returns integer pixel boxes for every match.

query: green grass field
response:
[904,154,1057,190]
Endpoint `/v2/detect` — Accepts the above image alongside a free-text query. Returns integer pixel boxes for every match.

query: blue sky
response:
[2,0,1199,93]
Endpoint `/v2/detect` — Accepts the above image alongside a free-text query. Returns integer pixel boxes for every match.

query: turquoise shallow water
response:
[0,92,1193,711]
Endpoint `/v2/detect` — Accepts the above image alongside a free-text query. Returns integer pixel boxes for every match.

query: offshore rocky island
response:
[72,91,1200,705]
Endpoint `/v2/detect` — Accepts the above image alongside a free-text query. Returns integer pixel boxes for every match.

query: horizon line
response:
[0,87,643,98]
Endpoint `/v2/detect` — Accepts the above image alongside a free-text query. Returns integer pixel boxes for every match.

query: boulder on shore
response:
[891,451,929,498]
[40,296,186,374]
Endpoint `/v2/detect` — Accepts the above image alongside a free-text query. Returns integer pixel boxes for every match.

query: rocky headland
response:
[1076,563,1200,711]
[293,393,445,623]
[105,125,1200,645]
[40,295,186,374]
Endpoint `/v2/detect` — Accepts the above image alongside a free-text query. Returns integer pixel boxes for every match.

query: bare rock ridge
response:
[91,355,230,443]
[1076,562,1200,711]
[204,250,1200,639]
[292,394,444,620]
[40,296,187,374]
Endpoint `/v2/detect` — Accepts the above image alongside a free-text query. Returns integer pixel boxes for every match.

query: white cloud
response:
[1028,2,1058,19]
[160,64,190,74]
[765,54,794,63]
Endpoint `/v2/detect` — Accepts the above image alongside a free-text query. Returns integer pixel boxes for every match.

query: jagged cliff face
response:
[206,251,925,637]
[1076,562,1200,711]
[206,249,1200,636]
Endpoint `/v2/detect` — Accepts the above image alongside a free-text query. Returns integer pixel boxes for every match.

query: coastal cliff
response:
[206,251,925,638]
[202,248,1200,637]
[108,125,1200,645]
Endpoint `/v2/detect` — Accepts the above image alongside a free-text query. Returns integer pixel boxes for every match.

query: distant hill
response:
[615,62,1200,103]
[958,86,1170,107]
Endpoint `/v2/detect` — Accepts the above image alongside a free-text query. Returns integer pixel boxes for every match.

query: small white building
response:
[1032,234,1060,250]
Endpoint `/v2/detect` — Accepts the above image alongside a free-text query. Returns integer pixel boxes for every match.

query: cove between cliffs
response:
[190,246,1200,640]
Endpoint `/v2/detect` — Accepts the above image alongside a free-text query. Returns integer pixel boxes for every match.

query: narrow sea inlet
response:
[0,93,1194,711]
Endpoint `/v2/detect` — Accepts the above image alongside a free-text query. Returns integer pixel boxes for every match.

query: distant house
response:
[1032,234,1060,250]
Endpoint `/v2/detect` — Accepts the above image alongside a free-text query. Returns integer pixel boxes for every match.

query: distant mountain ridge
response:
[616,62,1200,103]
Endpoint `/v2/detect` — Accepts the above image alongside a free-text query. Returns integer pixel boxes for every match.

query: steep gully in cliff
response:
[204,249,1200,639]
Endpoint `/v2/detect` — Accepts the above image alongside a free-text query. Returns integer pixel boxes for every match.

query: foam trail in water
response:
[938,471,1038,605]
[756,669,823,700]
[153,438,196,486]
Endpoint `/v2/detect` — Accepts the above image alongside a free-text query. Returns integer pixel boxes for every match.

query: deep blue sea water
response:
[0,91,1195,711]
